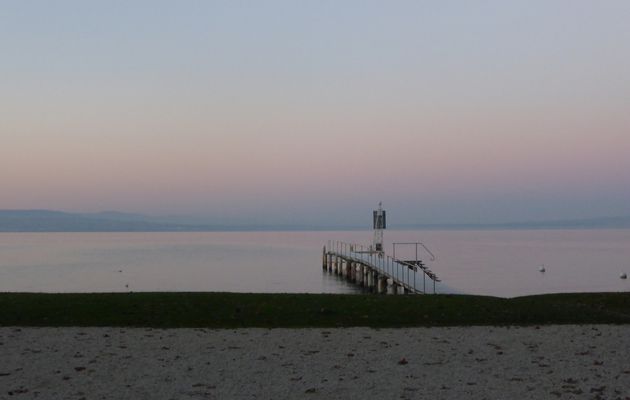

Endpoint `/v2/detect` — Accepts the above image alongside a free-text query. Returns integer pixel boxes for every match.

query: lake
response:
[1,230,629,297]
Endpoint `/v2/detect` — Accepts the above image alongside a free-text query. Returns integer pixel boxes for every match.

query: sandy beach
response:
[1,325,629,399]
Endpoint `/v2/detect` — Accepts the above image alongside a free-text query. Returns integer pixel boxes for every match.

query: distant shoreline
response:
[2,226,630,233]
[2,209,630,232]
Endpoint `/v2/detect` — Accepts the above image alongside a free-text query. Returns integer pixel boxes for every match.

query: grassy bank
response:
[1,292,629,328]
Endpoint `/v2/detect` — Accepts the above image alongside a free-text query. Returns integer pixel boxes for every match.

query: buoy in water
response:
[621,273,627,280]
[539,264,546,273]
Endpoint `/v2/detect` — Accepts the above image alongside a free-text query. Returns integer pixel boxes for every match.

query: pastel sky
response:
[2,1,630,225]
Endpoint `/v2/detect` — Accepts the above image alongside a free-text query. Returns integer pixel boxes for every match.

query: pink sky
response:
[2,1,630,225]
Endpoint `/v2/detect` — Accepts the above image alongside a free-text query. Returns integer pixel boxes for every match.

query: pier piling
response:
[377,276,387,294]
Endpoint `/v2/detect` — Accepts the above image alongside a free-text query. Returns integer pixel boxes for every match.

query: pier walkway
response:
[323,241,443,294]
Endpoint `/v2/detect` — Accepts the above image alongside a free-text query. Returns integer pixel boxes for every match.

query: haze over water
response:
[1,230,628,297]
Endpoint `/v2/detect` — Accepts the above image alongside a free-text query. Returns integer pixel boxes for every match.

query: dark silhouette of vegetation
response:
[1,292,629,328]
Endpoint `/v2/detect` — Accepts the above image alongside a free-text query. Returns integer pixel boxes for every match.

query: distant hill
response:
[0,210,326,232]
[1,210,630,232]
[80,211,158,222]
[0,210,198,232]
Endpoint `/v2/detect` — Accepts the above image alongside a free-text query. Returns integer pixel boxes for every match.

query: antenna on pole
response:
[373,202,386,254]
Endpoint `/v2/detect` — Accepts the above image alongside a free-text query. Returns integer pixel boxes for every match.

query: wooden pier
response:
[322,241,442,294]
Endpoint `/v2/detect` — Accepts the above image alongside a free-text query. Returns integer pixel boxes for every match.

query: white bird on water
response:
[539,264,546,273]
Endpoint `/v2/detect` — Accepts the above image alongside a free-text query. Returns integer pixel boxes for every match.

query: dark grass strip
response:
[1,292,629,328]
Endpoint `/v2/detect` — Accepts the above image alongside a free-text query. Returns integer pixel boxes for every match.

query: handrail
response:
[392,242,436,262]
[419,243,437,262]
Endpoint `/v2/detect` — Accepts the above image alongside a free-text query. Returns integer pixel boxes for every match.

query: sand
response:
[1,325,629,399]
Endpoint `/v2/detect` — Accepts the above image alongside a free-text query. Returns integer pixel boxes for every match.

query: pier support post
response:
[368,270,376,290]
[377,276,387,294]
[356,265,363,285]
[387,279,396,294]
[328,254,333,272]
[322,247,327,270]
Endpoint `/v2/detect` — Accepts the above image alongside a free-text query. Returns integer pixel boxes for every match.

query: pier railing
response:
[326,240,440,294]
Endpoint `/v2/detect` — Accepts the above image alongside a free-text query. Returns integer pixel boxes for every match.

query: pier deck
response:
[323,241,443,294]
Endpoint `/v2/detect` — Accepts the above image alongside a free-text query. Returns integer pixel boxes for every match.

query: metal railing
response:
[325,240,439,294]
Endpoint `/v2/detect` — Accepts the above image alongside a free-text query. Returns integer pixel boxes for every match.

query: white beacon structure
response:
[373,202,386,254]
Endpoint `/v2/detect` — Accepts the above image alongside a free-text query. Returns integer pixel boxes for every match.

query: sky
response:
[1,1,630,226]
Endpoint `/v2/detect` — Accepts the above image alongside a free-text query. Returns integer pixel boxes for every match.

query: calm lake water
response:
[1,230,629,297]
